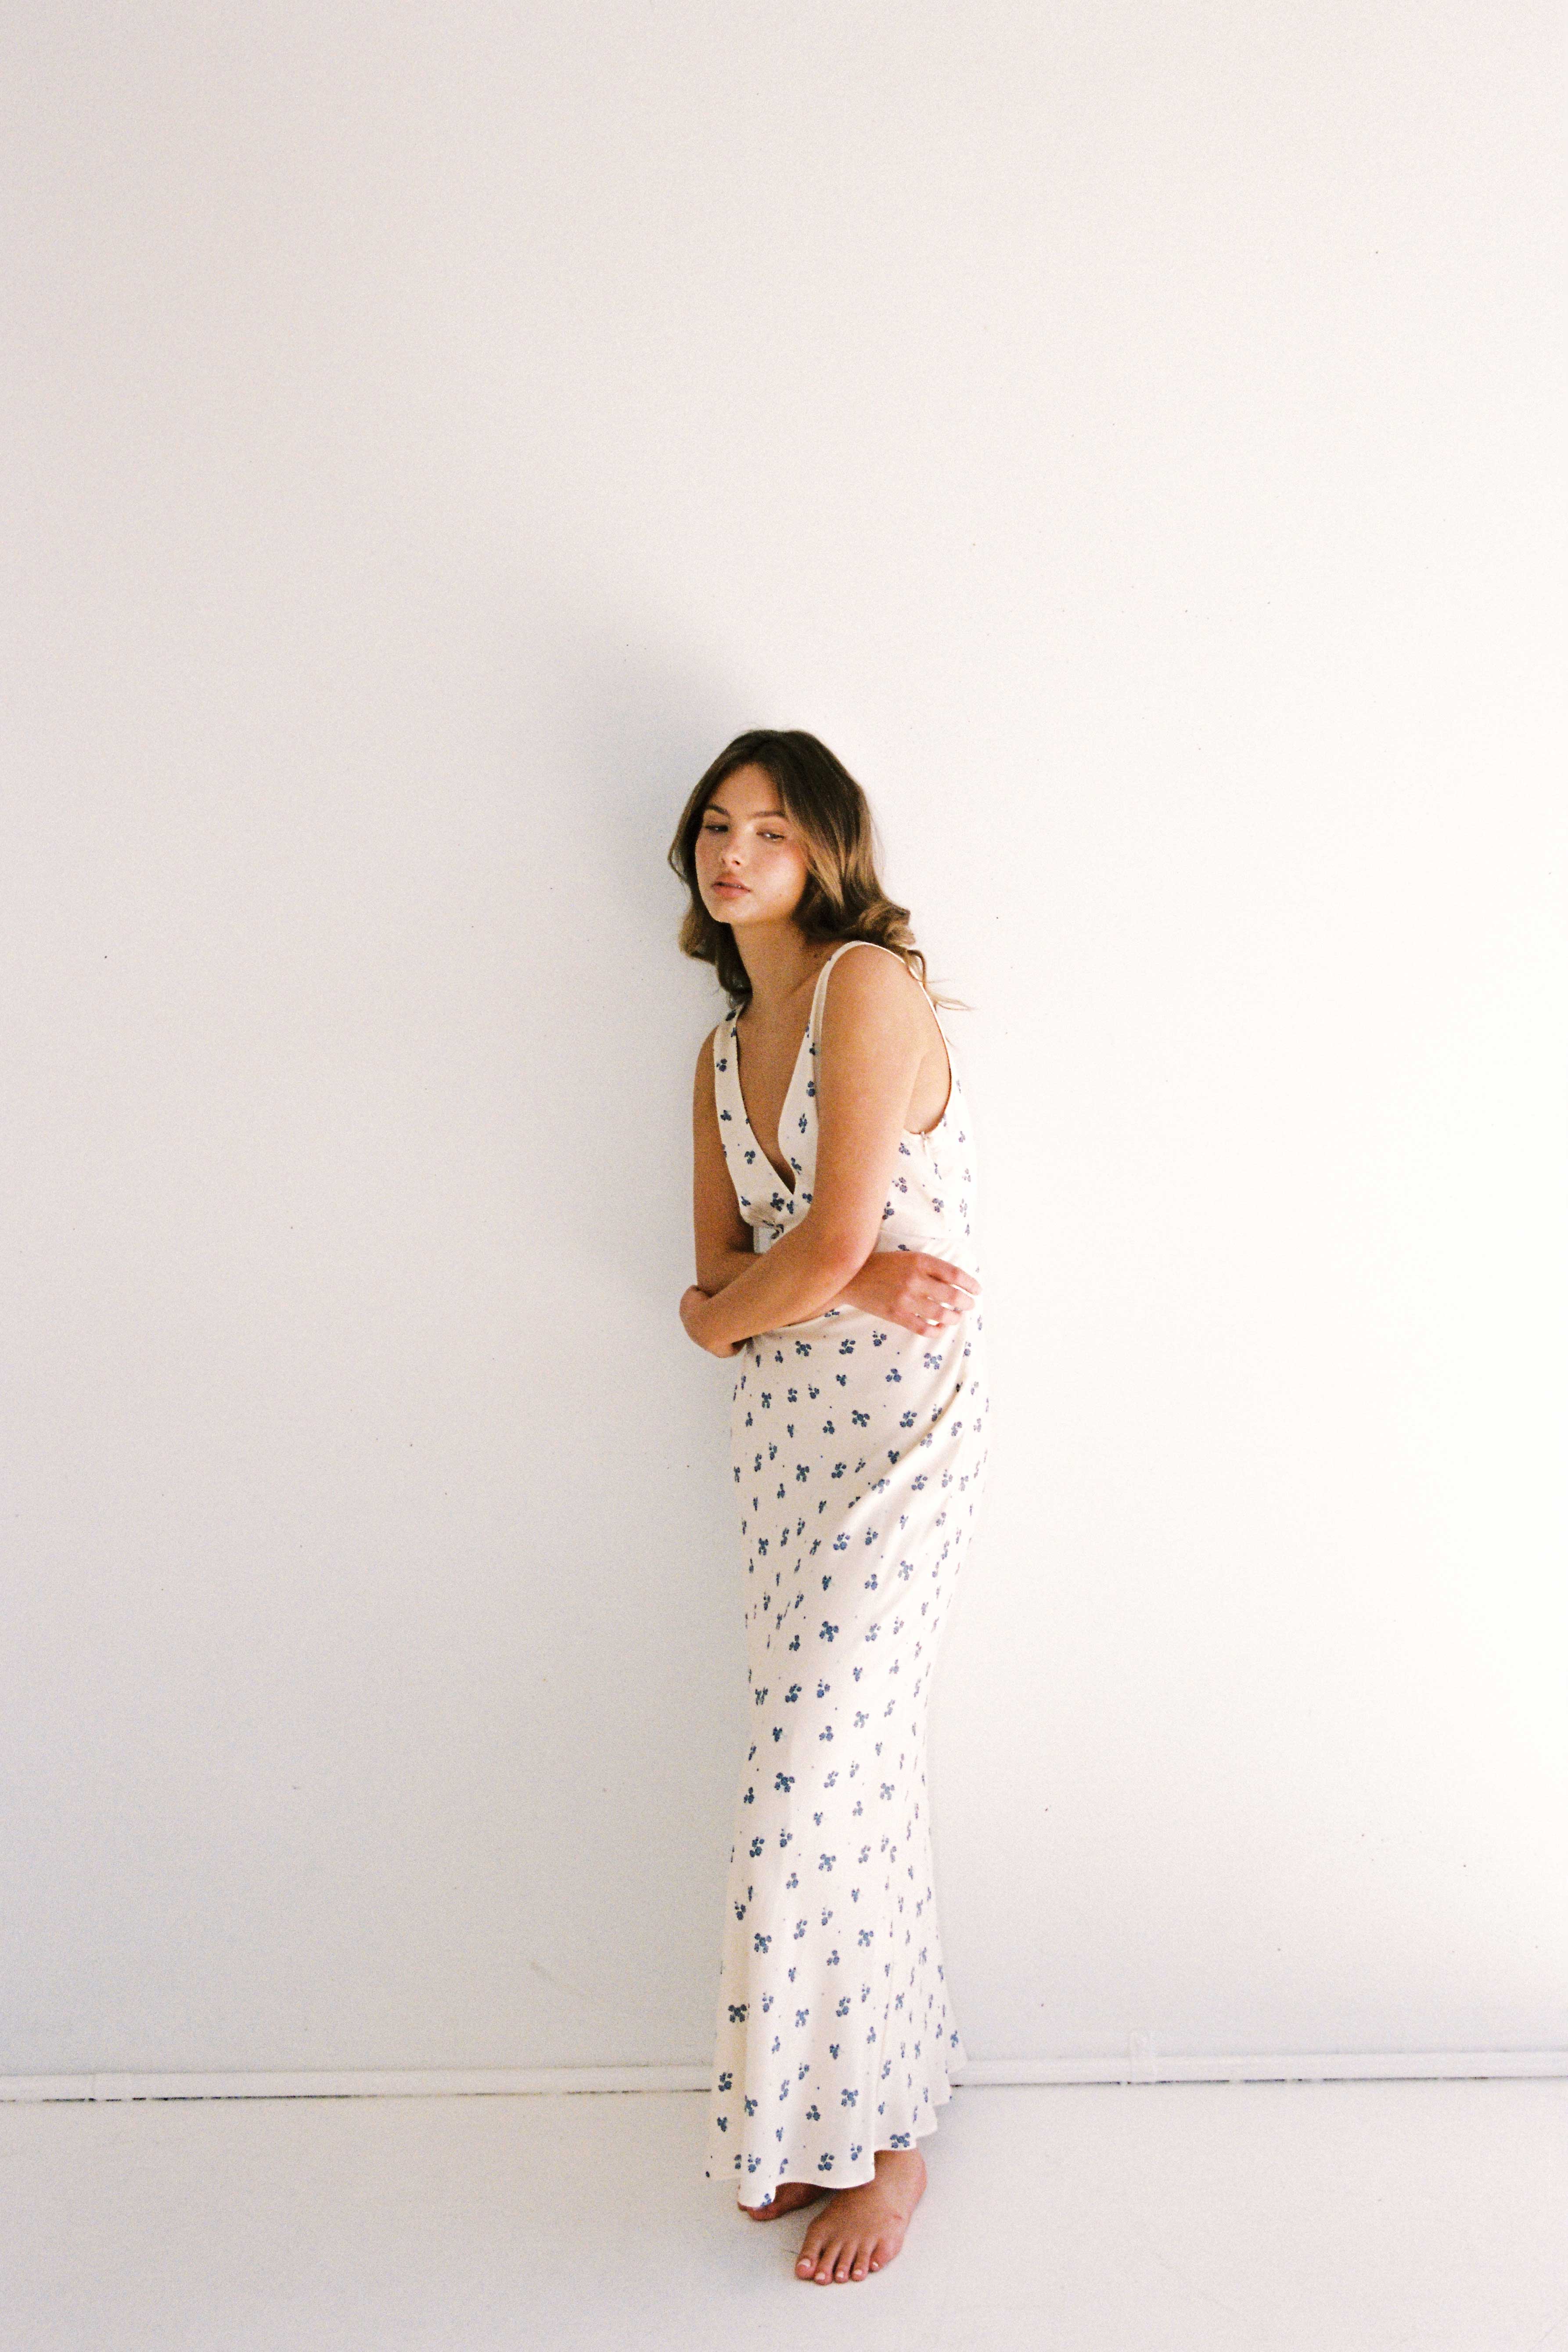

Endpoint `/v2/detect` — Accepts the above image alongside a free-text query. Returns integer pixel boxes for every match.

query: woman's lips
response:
[715,881,748,894]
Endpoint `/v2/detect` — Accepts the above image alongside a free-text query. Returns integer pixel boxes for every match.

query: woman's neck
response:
[735,926,831,1020]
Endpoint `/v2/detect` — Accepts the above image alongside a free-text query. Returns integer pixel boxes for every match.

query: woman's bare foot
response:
[738,2179,825,2221]
[795,2146,927,2283]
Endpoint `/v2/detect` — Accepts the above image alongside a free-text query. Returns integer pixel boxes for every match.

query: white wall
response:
[3,1,1563,2078]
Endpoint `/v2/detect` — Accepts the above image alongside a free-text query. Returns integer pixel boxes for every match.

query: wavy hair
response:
[667,728,964,1012]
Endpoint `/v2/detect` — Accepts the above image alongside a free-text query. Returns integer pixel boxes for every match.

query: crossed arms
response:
[680,946,977,1357]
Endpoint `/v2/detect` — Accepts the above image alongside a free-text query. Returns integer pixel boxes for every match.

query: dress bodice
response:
[710,938,981,1294]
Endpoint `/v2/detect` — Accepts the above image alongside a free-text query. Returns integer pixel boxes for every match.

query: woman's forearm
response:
[702,1241,860,1330]
[710,1251,865,1326]
[701,1244,764,1296]
[698,1219,863,1347]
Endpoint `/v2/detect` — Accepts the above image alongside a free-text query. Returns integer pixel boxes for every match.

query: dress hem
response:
[703,2049,963,2207]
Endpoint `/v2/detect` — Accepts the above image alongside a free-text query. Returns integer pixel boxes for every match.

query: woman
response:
[669,729,992,2286]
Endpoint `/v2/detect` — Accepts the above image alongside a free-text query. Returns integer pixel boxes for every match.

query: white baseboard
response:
[2,2051,1564,2102]
[0,2066,713,2103]
[952,2051,1568,2085]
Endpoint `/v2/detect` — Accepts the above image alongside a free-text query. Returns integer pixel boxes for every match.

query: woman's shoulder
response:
[816,937,931,1035]
[821,935,928,995]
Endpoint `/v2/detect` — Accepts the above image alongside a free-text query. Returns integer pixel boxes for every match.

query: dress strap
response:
[711,1009,743,1132]
[808,940,863,1039]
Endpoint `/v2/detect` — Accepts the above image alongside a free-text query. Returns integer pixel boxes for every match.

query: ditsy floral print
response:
[704,939,992,2208]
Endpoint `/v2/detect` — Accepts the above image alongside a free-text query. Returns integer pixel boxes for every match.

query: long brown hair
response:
[667,728,965,1012]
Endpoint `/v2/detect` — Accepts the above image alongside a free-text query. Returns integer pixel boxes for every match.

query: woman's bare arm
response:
[691,949,925,1351]
[691,1026,755,1295]
[687,1023,872,1340]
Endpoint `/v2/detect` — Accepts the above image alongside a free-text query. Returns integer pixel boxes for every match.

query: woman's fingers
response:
[908,1289,963,1331]
[880,1256,981,1335]
[919,1254,980,1298]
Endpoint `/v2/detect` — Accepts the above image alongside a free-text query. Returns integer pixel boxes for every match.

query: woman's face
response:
[694,764,811,931]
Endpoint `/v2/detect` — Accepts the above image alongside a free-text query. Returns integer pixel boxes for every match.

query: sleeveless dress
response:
[702,937,993,2208]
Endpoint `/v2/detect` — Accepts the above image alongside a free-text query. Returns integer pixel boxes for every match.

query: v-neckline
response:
[729,999,816,1199]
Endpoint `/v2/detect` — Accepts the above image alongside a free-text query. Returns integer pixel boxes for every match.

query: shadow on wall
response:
[496,605,763,1291]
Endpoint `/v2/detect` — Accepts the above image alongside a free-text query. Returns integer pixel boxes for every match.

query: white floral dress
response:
[703,937,993,2207]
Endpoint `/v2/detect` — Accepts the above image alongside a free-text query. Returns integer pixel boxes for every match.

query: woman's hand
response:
[680,1283,744,1357]
[831,1250,980,1338]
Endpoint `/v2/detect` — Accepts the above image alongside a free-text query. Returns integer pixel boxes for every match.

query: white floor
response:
[3,2080,1565,2351]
